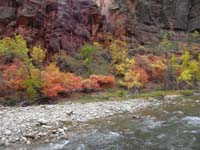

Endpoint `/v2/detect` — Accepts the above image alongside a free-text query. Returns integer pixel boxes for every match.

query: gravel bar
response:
[0,99,159,146]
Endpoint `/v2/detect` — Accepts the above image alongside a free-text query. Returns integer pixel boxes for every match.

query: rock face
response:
[189,0,200,31]
[136,0,200,31]
[0,0,199,52]
[0,0,104,53]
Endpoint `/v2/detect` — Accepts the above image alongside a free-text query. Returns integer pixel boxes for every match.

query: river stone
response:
[4,130,12,135]
[38,119,48,125]
[164,95,182,100]
[0,99,156,145]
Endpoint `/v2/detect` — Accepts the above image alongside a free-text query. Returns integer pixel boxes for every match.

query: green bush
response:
[80,44,98,75]
[177,51,200,87]
[0,35,29,61]
[0,35,44,99]
[180,90,193,97]
[54,52,83,74]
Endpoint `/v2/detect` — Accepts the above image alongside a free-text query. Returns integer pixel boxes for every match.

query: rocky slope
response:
[0,0,199,52]
[136,0,200,31]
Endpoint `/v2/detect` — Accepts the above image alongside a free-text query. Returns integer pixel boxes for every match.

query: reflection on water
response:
[7,98,200,150]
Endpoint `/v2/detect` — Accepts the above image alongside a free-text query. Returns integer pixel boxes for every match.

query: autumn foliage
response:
[0,59,115,98]
[1,60,25,91]
[1,34,199,102]
[0,35,115,99]
[42,63,83,97]
[134,55,167,82]
[134,67,149,85]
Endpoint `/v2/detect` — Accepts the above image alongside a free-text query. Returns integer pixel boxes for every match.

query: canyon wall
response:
[0,0,200,52]
[0,0,104,53]
[136,0,200,31]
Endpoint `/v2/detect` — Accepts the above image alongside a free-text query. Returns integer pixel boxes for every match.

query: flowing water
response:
[7,98,200,150]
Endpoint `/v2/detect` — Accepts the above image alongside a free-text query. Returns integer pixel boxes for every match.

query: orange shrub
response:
[151,60,167,82]
[1,60,26,92]
[82,75,115,91]
[134,67,149,86]
[134,55,167,82]
[42,64,64,97]
[42,63,83,97]
[44,84,65,97]
[62,73,83,92]
[90,75,115,88]
[81,79,100,91]
[0,62,115,97]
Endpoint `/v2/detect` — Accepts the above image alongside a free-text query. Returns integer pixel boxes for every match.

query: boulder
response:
[0,7,15,24]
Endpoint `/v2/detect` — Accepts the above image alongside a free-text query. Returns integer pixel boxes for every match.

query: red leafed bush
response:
[89,75,115,88]
[41,71,59,97]
[42,63,83,97]
[0,60,115,98]
[134,67,149,86]
[134,55,167,82]
[152,67,165,82]
[81,79,100,91]
[151,60,167,82]
[62,73,83,92]
[82,75,115,91]
[1,60,26,92]
[44,84,65,97]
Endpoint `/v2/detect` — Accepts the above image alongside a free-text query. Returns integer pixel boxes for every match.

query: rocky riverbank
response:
[0,99,160,146]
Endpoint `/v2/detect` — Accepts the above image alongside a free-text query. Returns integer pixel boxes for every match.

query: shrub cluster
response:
[107,37,152,91]
[0,35,115,100]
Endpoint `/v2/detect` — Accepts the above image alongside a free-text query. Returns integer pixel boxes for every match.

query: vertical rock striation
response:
[136,0,200,31]
[0,0,199,52]
[0,0,104,53]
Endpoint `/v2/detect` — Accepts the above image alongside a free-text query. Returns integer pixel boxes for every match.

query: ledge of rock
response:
[136,0,200,31]
[0,0,199,53]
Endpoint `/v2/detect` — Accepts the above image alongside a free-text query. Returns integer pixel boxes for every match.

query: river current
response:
[7,98,200,150]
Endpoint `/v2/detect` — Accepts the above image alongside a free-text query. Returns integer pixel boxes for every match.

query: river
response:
[4,98,200,150]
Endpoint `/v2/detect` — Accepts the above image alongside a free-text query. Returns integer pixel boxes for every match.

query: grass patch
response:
[0,97,21,106]
[130,91,165,99]
[131,90,195,99]
[73,89,195,103]
[73,89,128,103]
[180,90,194,97]
[0,89,196,106]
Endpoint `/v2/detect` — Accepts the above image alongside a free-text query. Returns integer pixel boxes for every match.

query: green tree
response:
[0,35,45,99]
[177,51,200,88]
[80,44,98,75]
[0,35,29,60]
